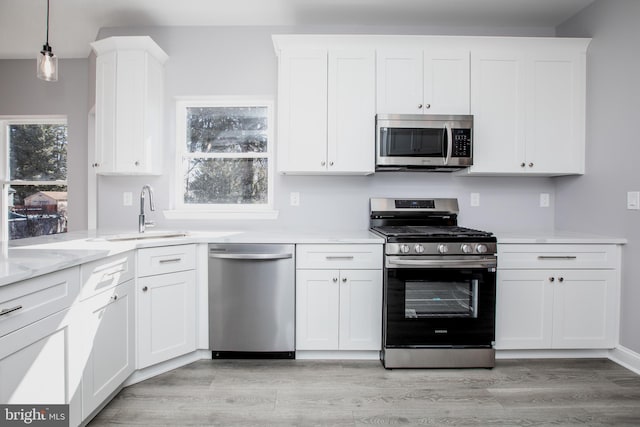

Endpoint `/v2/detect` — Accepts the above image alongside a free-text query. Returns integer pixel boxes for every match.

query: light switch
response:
[123,192,133,206]
[627,191,640,210]
[290,192,300,207]
[540,193,550,208]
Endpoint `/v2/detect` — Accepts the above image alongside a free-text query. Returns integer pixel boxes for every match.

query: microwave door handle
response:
[444,122,453,165]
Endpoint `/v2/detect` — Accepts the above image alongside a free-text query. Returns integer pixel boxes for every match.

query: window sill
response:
[163,209,279,221]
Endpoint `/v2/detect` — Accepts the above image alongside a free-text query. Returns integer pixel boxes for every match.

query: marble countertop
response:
[1,228,384,287]
[495,230,627,245]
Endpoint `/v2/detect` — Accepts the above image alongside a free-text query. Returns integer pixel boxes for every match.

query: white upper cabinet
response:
[376,49,470,115]
[274,37,376,175]
[467,40,588,176]
[91,36,168,175]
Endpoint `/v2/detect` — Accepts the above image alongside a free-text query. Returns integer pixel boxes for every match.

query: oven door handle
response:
[386,257,497,269]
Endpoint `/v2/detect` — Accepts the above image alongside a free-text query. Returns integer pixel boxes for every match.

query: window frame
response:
[0,115,68,242]
[169,96,277,220]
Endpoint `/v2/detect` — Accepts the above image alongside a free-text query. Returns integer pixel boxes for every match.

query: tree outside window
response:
[175,98,274,215]
[1,118,68,240]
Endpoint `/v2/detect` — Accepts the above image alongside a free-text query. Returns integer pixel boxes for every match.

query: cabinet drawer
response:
[80,251,135,300]
[138,244,196,277]
[0,268,80,338]
[498,244,619,270]
[296,244,382,270]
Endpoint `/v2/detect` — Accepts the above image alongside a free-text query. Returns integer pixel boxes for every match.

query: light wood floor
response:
[89,358,640,426]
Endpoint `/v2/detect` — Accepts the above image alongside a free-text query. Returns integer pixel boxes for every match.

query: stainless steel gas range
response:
[370,198,497,369]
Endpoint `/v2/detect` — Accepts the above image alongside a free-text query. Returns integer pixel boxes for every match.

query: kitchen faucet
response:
[139,185,156,233]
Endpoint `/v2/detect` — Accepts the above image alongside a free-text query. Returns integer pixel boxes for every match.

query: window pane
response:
[8,185,68,240]
[184,158,267,204]
[185,107,268,154]
[9,124,67,180]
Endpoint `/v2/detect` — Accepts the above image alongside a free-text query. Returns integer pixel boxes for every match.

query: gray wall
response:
[94,25,557,233]
[556,0,640,353]
[0,59,89,232]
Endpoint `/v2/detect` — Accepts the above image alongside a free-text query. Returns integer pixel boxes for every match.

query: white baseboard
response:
[124,350,210,386]
[608,345,640,375]
[496,349,610,359]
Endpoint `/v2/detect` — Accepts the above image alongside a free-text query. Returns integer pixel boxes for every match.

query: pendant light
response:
[37,0,58,82]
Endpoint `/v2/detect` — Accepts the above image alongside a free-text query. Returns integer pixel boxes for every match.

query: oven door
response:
[384,256,496,348]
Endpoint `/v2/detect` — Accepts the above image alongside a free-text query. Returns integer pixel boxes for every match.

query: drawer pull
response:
[325,256,355,261]
[537,256,578,260]
[0,305,23,316]
[159,258,182,264]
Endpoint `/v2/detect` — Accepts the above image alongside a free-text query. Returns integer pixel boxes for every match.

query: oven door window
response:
[405,279,478,319]
[380,127,446,157]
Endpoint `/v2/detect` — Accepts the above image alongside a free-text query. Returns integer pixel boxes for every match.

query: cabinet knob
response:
[342,277,347,283]
[520,162,526,168]
[321,161,326,166]
[418,104,423,109]
[329,161,334,166]
[333,278,338,283]
[142,286,148,292]
[425,104,431,109]
[549,277,555,282]
[529,163,534,167]
[134,161,140,166]
[92,163,100,168]
[558,277,564,283]
[111,294,118,301]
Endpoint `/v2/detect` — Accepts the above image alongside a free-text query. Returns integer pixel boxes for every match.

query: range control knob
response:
[476,244,488,254]
[414,244,425,254]
[461,244,473,254]
[399,244,411,254]
[437,244,449,254]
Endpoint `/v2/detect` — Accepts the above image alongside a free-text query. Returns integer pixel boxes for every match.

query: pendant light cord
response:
[45,0,50,46]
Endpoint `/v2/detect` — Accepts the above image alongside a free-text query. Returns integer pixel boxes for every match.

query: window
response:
[1,117,68,240]
[171,97,276,219]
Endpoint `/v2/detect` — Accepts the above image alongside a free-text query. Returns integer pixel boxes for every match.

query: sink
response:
[103,231,189,242]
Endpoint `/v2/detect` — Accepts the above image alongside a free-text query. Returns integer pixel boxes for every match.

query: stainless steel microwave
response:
[376,114,473,171]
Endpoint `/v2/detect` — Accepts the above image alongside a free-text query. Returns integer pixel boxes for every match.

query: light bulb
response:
[37,47,58,82]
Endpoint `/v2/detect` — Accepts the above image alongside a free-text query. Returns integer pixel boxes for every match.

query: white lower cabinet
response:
[137,245,197,369]
[81,279,135,418]
[295,244,383,351]
[495,244,621,350]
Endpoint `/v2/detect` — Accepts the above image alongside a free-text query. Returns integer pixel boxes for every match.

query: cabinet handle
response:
[0,305,23,316]
[321,161,326,166]
[159,258,182,264]
[558,277,564,283]
[142,286,148,292]
[342,277,347,283]
[418,104,423,109]
[329,161,334,166]
[134,161,140,166]
[333,277,338,283]
[111,294,118,301]
[549,277,555,282]
[425,104,431,109]
[538,256,577,260]
[92,163,100,168]
[529,162,534,167]
[520,162,526,168]
[325,256,355,261]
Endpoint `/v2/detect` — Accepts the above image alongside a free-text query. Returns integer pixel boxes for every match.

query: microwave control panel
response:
[452,128,472,158]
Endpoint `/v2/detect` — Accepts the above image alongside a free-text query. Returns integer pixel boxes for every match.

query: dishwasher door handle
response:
[208,252,293,260]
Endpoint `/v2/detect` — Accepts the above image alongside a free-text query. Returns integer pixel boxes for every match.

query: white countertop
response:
[1,228,384,287]
[495,230,627,245]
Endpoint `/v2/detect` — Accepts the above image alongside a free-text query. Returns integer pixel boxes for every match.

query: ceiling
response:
[0,0,596,59]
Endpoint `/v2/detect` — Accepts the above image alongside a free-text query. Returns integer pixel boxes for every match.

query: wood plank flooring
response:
[88,358,640,426]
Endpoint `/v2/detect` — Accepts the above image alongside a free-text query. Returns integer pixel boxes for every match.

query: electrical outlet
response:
[123,192,133,206]
[290,192,300,207]
[627,191,640,210]
[470,193,480,207]
[540,193,550,208]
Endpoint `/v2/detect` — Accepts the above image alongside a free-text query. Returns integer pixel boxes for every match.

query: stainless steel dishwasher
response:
[208,243,295,358]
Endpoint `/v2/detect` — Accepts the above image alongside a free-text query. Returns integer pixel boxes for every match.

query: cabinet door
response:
[468,50,527,174]
[338,269,382,351]
[495,270,553,349]
[525,52,585,175]
[376,49,423,114]
[0,309,70,404]
[137,270,196,368]
[94,51,117,173]
[295,269,339,350]
[552,270,618,349]
[327,49,376,174]
[82,280,135,418]
[423,50,470,114]
[277,49,328,173]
